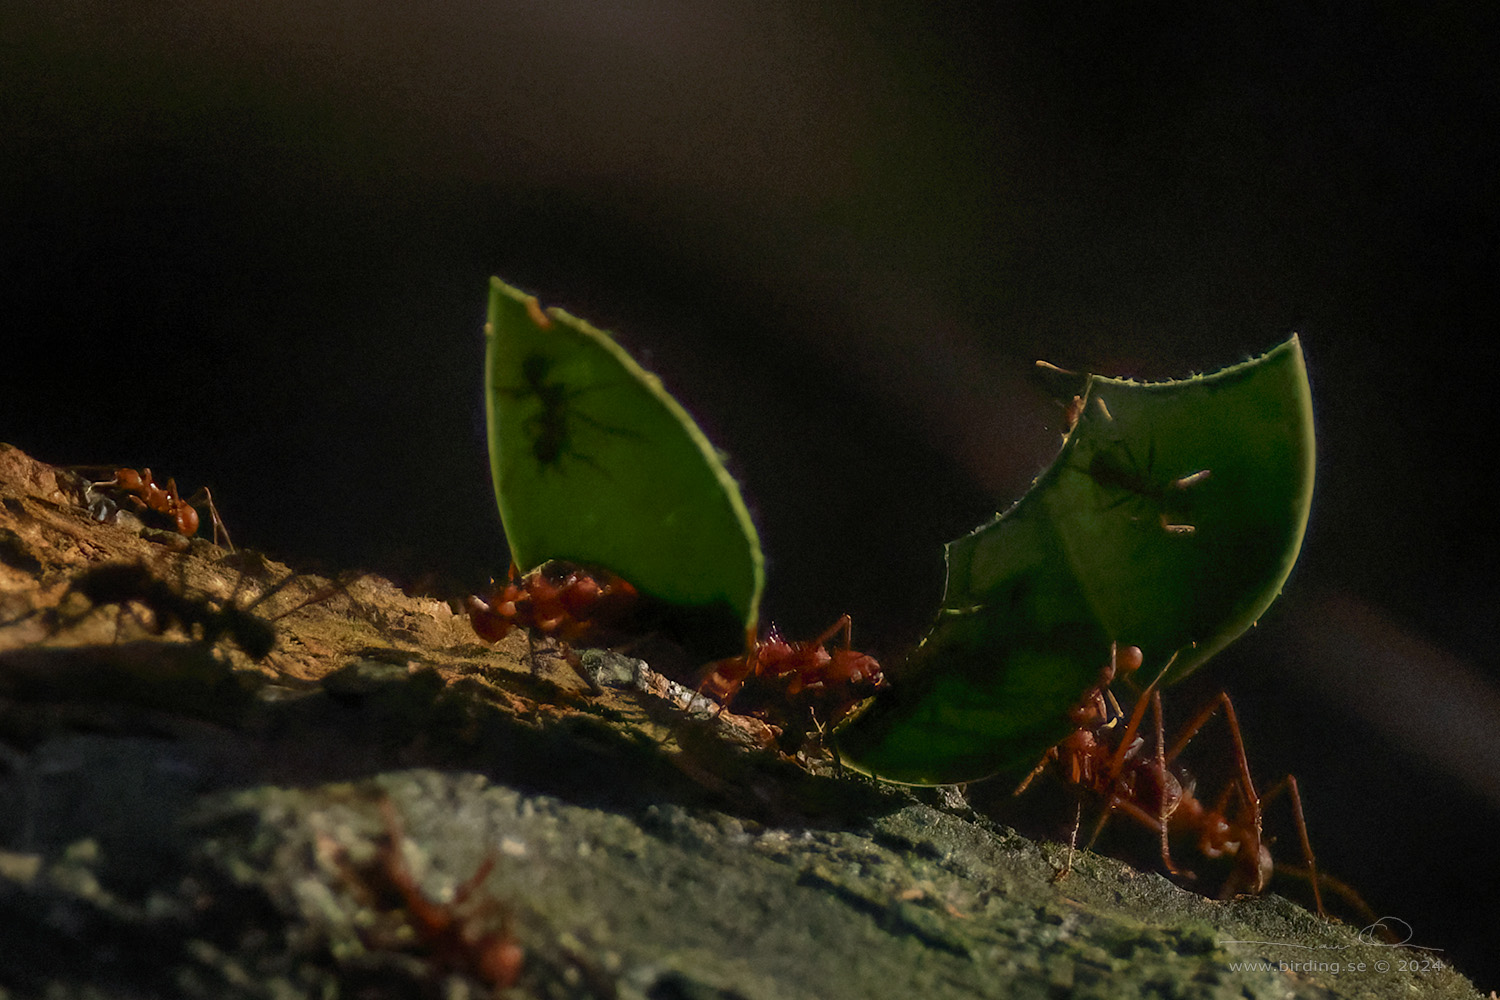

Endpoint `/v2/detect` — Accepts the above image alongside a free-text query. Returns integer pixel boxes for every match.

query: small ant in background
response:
[327,797,523,993]
[1013,643,1376,922]
[83,467,233,550]
[697,615,884,732]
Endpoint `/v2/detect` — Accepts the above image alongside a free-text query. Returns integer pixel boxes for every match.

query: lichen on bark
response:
[0,444,1481,999]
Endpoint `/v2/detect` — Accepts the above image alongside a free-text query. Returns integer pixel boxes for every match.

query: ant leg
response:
[183,487,234,552]
[1260,773,1323,916]
[809,614,854,651]
[451,853,499,906]
[1103,651,1176,782]
[1012,755,1050,797]
[1083,693,1198,879]
[1054,799,1083,883]
[1163,692,1251,792]
[1272,862,1388,934]
[1173,469,1211,490]
[1167,692,1273,897]
[267,571,366,623]
[1144,690,1196,878]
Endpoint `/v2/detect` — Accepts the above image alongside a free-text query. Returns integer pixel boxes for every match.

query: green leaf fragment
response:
[836,336,1315,785]
[485,277,764,650]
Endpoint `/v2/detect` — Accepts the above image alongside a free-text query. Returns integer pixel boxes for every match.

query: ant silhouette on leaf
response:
[1034,364,1212,536]
[1085,435,1211,536]
[499,303,641,475]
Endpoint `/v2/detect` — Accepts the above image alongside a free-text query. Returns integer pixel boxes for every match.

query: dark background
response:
[4,2,1497,987]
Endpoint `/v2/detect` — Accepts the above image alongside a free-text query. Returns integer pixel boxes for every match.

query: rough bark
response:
[0,443,1479,999]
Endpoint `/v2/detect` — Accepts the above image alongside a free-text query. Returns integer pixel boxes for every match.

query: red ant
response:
[1015,643,1341,916]
[465,560,640,648]
[335,798,523,992]
[88,467,233,550]
[697,614,884,730]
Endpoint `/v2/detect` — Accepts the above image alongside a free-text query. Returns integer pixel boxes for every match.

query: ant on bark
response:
[1014,643,1363,918]
[466,561,641,648]
[696,614,884,732]
[466,561,644,690]
[84,467,234,550]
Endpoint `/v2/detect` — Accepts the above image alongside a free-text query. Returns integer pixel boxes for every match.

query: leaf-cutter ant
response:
[697,614,884,731]
[85,467,233,550]
[1013,643,1377,922]
[466,561,641,648]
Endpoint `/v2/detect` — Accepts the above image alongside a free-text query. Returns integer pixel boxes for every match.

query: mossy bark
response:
[0,444,1479,999]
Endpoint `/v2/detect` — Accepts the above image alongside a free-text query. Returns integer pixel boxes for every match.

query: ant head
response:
[113,468,146,491]
[465,595,515,642]
[828,649,881,687]
[1241,843,1274,895]
[1112,643,1144,677]
[560,574,603,616]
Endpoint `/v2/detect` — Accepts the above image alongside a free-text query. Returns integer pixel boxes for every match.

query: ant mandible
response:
[1015,643,1332,915]
[90,467,234,550]
[697,614,884,729]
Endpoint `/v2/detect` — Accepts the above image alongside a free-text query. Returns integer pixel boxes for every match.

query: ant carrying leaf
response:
[697,614,884,738]
[836,336,1316,785]
[485,278,763,659]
